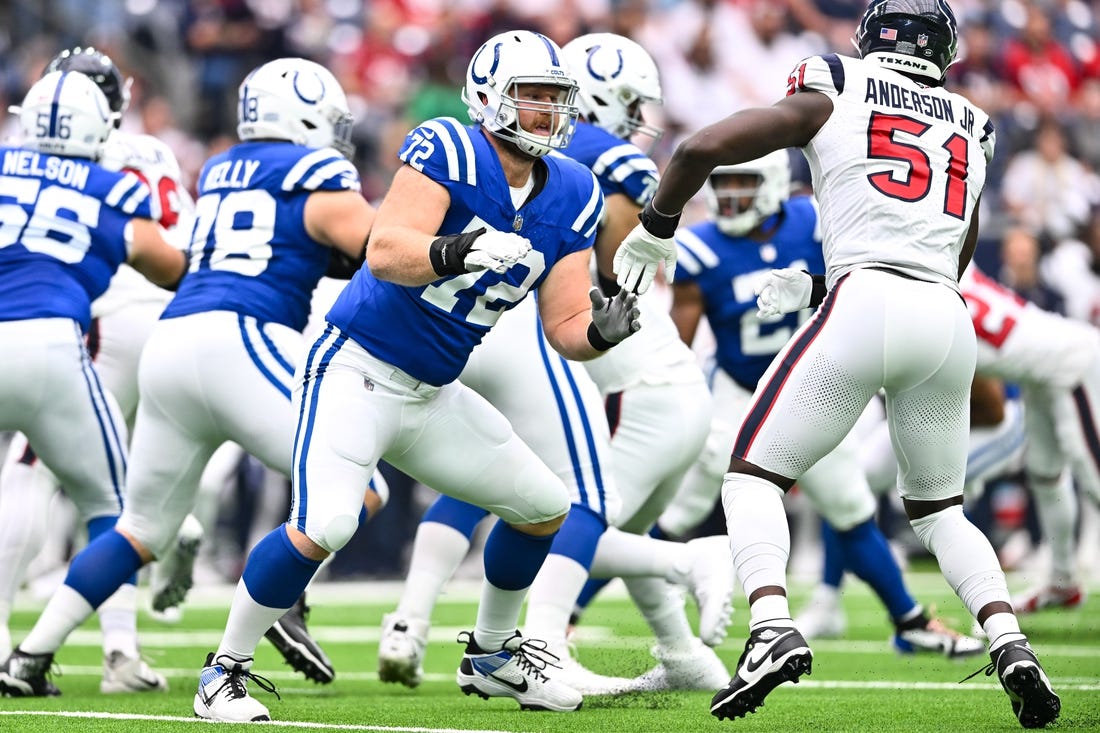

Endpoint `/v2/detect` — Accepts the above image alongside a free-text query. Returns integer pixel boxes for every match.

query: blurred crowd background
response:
[2,0,1100,586]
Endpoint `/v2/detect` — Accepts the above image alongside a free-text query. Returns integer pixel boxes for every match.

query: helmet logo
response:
[586,46,624,82]
[470,42,503,85]
[291,70,325,104]
[917,34,929,48]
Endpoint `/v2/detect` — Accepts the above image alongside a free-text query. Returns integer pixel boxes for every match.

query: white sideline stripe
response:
[0,711,526,733]
[24,625,1094,659]
[46,665,1100,691]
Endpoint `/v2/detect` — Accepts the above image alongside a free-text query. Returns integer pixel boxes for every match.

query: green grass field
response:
[2,571,1098,732]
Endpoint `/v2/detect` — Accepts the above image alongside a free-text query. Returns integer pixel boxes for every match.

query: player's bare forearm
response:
[651,93,830,216]
[366,225,443,286]
[543,311,605,361]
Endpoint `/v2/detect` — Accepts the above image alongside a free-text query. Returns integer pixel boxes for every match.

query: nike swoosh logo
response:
[744,631,797,674]
[489,673,529,693]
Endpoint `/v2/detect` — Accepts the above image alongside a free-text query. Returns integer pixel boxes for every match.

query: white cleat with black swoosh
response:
[711,624,812,721]
[455,630,583,712]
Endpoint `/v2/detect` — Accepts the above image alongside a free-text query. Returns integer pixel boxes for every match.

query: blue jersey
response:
[163,141,360,331]
[674,196,824,389]
[0,146,153,331]
[328,117,604,386]
[560,122,658,206]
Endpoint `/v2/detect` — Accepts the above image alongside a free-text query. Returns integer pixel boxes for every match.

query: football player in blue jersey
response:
[668,152,982,659]
[0,70,186,697]
[375,32,730,698]
[618,0,1059,726]
[193,29,646,721]
[0,57,383,697]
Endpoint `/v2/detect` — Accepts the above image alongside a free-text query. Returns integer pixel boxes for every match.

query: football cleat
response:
[456,630,583,712]
[1011,584,1085,615]
[633,638,730,691]
[149,513,204,614]
[550,650,637,696]
[264,594,334,684]
[962,638,1060,729]
[100,650,168,693]
[710,624,812,721]
[683,536,736,647]
[0,648,61,697]
[377,612,430,688]
[892,614,984,659]
[194,652,279,722]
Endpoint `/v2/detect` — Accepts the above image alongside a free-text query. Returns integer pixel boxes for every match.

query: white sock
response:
[523,554,587,650]
[986,613,1025,649]
[1028,471,1078,587]
[588,526,688,581]
[722,473,790,599]
[216,580,289,664]
[19,584,94,655]
[98,583,139,658]
[624,576,695,652]
[909,505,1012,618]
[474,580,526,651]
[396,521,471,622]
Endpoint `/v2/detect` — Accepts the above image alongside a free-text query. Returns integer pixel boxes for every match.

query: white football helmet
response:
[562,33,663,146]
[704,151,792,236]
[462,30,579,158]
[13,70,115,159]
[237,58,355,158]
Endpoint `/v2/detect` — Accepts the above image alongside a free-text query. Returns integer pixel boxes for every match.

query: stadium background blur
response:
[1,0,1099,585]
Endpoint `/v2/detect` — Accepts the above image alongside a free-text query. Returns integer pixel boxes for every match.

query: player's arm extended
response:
[366,165,450,286]
[970,374,1006,427]
[539,248,640,360]
[127,217,187,290]
[305,189,377,278]
[648,92,832,219]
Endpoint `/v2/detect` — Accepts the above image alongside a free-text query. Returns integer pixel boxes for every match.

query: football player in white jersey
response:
[376,33,729,697]
[0,69,187,697]
[193,30,656,721]
[616,1,1060,727]
[0,56,381,699]
[960,262,1099,612]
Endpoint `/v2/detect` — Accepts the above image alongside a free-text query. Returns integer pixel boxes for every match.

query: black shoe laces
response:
[506,637,561,683]
[211,661,281,703]
[960,637,1022,684]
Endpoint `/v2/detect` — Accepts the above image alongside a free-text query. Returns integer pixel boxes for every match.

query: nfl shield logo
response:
[917,33,929,47]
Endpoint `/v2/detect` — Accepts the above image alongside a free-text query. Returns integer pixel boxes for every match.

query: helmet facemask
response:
[704,152,791,236]
[463,30,580,158]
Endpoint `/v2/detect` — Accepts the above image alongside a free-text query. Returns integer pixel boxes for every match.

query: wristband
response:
[806,273,828,308]
[428,228,484,277]
[638,201,681,239]
[586,321,617,352]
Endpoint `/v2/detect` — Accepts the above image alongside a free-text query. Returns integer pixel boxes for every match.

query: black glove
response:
[587,287,641,351]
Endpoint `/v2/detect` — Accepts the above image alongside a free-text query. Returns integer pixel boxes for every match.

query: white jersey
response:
[793,54,995,290]
[961,265,1100,389]
[93,132,194,317]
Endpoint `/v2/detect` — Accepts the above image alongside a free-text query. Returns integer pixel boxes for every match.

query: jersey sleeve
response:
[560,167,604,255]
[786,54,846,99]
[591,142,659,206]
[101,170,155,221]
[672,226,715,285]
[979,117,996,164]
[279,148,361,193]
[397,117,479,190]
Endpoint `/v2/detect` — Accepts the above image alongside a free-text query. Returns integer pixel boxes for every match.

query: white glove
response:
[754,268,814,318]
[463,231,532,274]
[614,223,677,295]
